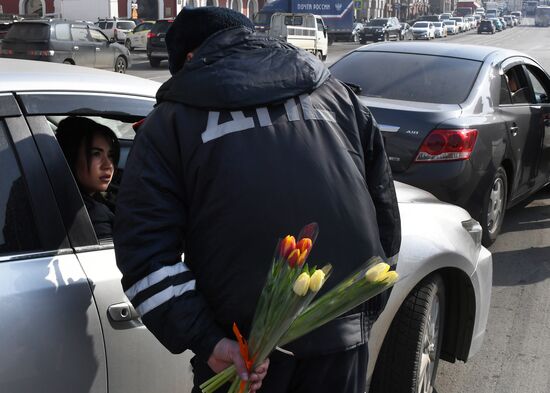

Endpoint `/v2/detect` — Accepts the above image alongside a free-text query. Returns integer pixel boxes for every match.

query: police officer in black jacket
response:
[113,7,400,393]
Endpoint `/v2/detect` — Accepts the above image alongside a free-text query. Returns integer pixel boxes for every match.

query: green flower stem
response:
[200,365,236,393]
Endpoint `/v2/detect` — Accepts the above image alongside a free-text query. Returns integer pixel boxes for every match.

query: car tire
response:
[125,39,133,51]
[114,56,127,73]
[370,274,446,393]
[359,38,367,44]
[481,166,508,247]
[316,50,323,61]
[149,57,161,68]
[63,59,74,65]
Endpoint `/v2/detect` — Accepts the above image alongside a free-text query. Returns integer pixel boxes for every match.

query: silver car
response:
[0,59,492,393]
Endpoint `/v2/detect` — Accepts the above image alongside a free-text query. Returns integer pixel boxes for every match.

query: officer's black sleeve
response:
[113,107,225,360]
[362,108,401,260]
[357,100,402,327]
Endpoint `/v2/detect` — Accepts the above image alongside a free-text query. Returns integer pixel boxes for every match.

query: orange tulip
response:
[297,249,308,267]
[287,249,301,267]
[296,238,313,254]
[280,235,296,259]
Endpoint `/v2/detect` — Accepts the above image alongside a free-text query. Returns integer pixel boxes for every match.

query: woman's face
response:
[75,134,115,195]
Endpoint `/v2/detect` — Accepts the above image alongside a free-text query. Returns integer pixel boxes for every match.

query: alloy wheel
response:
[487,177,505,234]
[115,57,127,73]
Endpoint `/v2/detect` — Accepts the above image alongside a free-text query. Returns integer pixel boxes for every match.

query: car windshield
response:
[117,21,135,29]
[434,22,442,27]
[368,19,387,26]
[330,51,482,104]
[414,22,429,27]
[5,23,49,40]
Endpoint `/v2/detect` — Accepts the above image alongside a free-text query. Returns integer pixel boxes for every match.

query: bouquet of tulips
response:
[201,223,331,393]
[200,224,399,393]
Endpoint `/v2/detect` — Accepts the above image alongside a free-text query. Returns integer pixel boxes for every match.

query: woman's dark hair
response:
[56,116,120,173]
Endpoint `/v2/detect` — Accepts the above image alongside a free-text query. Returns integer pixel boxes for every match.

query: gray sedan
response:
[0,19,131,73]
[0,59,491,393]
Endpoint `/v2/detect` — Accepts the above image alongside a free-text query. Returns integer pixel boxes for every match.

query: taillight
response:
[415,129,478,162]
[1,48,13,55]
[147,32,157,39]
[27,49,55,57]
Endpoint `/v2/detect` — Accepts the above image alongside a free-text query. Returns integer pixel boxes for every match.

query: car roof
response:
[0,58,160,97]
[356,42,524,62]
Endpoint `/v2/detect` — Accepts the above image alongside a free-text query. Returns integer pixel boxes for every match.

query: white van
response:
[268,13,328,60]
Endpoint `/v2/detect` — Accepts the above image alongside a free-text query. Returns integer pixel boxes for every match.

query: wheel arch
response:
[500,158,514,203]
[439,267,476,363]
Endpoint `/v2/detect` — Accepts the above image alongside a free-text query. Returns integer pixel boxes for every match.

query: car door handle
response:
[108,302,139,322]
[73,46,79,50]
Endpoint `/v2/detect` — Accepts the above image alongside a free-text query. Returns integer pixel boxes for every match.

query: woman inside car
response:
[56,116,120,239]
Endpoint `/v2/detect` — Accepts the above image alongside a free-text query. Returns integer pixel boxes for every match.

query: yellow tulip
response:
[293,272,311,296]
[380,270,399,284]
[309,269,326,292]
[365,263,391,283]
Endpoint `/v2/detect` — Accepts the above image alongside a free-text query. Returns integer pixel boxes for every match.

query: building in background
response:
[0,0,265,20]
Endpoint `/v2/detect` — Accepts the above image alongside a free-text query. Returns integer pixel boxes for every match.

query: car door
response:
[137,22,153,49]
[70,25,96,67]
[21,91,194,393]
[498,60,540,197]
[89,29,114,70]
[0,94,107,393]
[523,63,550,186]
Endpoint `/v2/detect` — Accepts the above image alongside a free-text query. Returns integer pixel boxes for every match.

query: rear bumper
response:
[393,160,489,219]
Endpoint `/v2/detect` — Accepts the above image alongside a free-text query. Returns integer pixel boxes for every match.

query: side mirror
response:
[109,37,116,43]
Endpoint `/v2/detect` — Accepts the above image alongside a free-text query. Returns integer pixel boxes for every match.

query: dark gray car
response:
[330,43,550,245]
[0,19,131,73]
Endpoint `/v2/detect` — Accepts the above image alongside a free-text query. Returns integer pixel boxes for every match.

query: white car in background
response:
[450,16,465,32]
[95,18,136,43]
[465,16,477,29]
[443,19,458,34]
[412,21,436,40]
[124,20,155,50]
[433,22,448,37]
[0,58,492,393]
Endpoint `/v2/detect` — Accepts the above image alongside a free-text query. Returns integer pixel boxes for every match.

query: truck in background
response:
[253,0,354,45]
[268,13,328,59]
[485,1,500,17]
[525,0,540,16]
[454,1,481,16]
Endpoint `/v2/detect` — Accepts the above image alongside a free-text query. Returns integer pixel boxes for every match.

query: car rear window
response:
[415,22,429,27]
[117,21,135,29]
[330,51,482,104]
[151,20,174,33]
[368,19,388,26]
[5,23,49,40]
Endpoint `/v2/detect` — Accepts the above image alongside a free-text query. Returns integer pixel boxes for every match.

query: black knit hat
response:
[166,7,255,75]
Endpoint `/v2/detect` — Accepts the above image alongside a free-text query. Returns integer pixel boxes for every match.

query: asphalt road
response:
[128,21,550,393]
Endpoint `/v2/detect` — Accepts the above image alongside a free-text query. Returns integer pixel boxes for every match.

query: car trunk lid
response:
[359,97,463,173]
